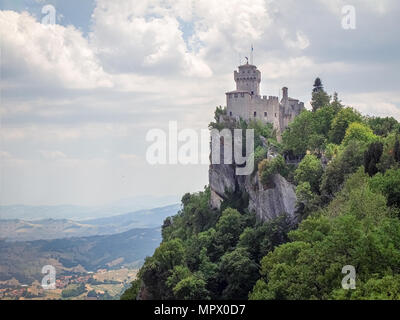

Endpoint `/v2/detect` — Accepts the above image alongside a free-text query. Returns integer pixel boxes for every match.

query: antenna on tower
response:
[250,44,254,65]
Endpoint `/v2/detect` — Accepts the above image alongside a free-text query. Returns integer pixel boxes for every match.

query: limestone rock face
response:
[246,173,297,222]
[209,162,297,223]
[209,161,236,208]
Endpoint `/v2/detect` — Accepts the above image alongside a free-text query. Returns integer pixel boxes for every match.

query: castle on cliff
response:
[225,62,304,136]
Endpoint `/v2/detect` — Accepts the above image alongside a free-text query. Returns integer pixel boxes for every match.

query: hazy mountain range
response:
[0,204,180,241]
[0,195,181,221]
[0,202,181,284]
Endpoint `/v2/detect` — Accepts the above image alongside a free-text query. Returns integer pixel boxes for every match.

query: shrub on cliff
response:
[258,155,285,187]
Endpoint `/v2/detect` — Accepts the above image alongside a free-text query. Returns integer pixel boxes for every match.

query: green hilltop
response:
[122,78,400,300]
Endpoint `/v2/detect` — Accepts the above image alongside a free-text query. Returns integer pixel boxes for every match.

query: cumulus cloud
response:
[0,10,112,89]
[280,30,310,50]
[89,0,211,77]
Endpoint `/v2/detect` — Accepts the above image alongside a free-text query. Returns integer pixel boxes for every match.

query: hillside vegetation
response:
[122,79,400,300]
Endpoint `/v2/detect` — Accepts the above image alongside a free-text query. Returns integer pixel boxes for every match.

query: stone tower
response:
[234,63,261,95]
[225,62,304,136]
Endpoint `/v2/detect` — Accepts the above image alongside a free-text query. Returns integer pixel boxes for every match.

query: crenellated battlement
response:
[226,62,304,136]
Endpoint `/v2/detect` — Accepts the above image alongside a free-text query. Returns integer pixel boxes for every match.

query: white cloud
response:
[89,0,211,77]
[89,0,272,76]
[280,30,310,50]
[0,10,112,89]
[320,0,394,15]
[0,123,132,142]
[344,91,400,121]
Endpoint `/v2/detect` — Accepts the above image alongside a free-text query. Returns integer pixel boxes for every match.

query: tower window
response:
[275,113,277,117]
[234,93,238,98]
[230,112,232,116]
[251,91,254,95]
[264,112,267,117]
[254,111,257,117]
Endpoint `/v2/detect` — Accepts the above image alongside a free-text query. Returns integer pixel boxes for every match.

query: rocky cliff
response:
[209,160,297,223]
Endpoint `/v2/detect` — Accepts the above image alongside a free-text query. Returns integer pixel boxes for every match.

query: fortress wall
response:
[226,93,252,120]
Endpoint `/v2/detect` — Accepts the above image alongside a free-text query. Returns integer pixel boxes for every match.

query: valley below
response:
[0,204,179,300]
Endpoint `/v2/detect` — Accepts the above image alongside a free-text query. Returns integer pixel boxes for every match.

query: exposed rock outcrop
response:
[209,161,297,223]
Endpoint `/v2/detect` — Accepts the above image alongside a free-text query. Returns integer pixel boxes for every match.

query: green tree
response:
[307,133,326,155]
[342,122,378,146]
[295,182,320,218]
[213,208,245,255]
[395,139,400,163]
[364,142,384,177]
[367,116,399,137]
[329,107,362,144]
[238,214,292,263]
[330,92,344,114]
[376,133,400,173]
[120,280,141,300]
[313,106,336,137]
[282,110,315,156]
[312,77,323,92]
[219,247,259,299]
[173,275,210,300]
[258,155,286,187]
[209,106,227,130]
[139,239,185,299]
[320,140,365,203]
[311,78,330,112]
[294,154,324,193]
[166,265,192,292]
[185,229,215,270]
[370,168,400,209]
[253,146,267,168]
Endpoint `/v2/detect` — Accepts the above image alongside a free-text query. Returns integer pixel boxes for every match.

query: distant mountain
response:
[0,204,180,241]
[0,227,162,284]
[0,195,181,220]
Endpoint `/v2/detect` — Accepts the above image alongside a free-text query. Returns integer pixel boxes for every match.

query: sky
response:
[0,0,399,206]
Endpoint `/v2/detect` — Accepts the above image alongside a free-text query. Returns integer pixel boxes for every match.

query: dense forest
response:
[122,79,400,300]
